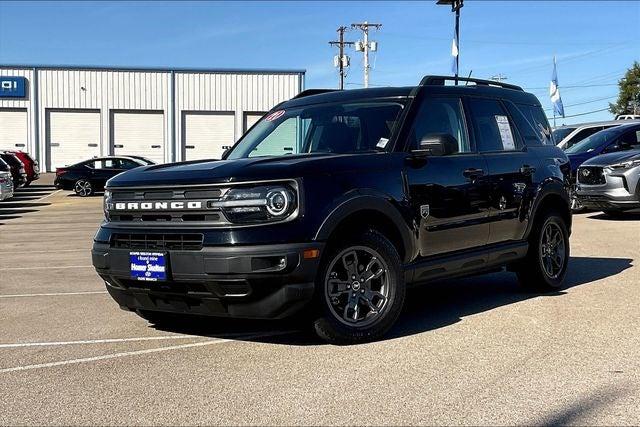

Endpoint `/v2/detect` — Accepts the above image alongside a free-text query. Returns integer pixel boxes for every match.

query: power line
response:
[525,83,619,91]
[383,32,628,47]
[550,107,611,120]
[543,95,617,112]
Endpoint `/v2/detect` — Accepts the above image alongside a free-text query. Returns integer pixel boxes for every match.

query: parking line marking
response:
[0,339,230,374]
[0,249,88,255]
[34,189,61,202]
[0,265,93,271]
[0,291,107,298]
[0,335,201,348]
[0,332,291,374]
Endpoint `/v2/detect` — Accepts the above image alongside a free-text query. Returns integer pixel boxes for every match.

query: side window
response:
[505,102,542,146]
[517,104,553,145]
[468,98,519,152]
[120,159,141,170]
[409,97,470,153]
[91,160,103,169]
[103,159,118,169]
[619,129,640,149]
[566,127,605,148]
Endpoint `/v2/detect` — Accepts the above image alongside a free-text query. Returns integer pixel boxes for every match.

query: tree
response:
[609,62,640,116]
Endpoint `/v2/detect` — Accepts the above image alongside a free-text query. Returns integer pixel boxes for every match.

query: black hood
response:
[581,149,640,166]
[106,152,392,188]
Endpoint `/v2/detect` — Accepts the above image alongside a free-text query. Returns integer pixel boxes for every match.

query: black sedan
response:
[54,156,154,197]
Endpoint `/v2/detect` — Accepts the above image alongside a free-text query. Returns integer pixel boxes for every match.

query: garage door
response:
[112,111,165,164]
[0,108,28,151]
[48,110,101,169]
[244,112,265,132]
[183,112,235,161]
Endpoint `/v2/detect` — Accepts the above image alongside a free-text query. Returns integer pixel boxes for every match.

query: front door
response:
[403,96,491,257]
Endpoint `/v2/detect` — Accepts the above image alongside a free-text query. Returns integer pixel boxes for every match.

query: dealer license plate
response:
[129,252,167,281]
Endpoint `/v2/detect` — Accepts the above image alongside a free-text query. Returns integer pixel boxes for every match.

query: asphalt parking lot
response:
[1,176,639,425]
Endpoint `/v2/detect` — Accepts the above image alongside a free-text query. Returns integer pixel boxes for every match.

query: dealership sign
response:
[0,76,27,98]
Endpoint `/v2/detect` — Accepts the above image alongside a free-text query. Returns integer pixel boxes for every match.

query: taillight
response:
[56,168,67,176]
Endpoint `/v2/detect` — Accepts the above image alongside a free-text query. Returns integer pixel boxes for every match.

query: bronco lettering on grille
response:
[113,201,204,210]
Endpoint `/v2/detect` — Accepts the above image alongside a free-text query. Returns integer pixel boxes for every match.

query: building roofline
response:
[0,63,305,75]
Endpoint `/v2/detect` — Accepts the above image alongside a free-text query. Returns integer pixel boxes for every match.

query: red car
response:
[5,150,39,186]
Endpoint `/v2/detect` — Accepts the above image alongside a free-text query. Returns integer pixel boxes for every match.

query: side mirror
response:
[413,133,458,156]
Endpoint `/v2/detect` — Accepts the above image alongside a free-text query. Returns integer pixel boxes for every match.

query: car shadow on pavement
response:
[587,212,640,221]
[149,256,632,345]
[389,256,633,339]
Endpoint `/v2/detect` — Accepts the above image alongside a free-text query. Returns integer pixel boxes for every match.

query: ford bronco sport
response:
[92,76,572,343]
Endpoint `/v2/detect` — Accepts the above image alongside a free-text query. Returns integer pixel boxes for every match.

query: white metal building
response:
[0,65,304,171]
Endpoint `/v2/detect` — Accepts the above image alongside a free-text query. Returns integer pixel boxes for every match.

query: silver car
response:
[553,120,639,151]
[0,170,14,201]
[576,150,640,217]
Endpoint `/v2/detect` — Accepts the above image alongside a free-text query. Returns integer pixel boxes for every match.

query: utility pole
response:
[351,21,382,88]
[490,73,508,83]
[329,26,354,90]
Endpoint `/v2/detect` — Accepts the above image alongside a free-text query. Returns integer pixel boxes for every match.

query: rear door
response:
[466,97,541,244]
[403,95,491,257]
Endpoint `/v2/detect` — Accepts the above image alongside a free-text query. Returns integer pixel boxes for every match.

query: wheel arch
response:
[526,178,572,238]
[314,196,415,263]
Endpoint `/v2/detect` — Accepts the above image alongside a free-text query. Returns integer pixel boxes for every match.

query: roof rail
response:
[420,75,523,91]
[292,89,340,99]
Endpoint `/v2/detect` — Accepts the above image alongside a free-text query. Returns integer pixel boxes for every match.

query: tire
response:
[136,309,178,326]
[74,179,94,197]
[312,229,405,344]
[516,210,570,292]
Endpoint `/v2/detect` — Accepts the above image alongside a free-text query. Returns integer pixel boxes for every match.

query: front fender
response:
[525,176,571,238]
[313,191,416,263]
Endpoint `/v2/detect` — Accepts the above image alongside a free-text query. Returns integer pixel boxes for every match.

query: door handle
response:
[520,165,536,175]
[463,168,485,179]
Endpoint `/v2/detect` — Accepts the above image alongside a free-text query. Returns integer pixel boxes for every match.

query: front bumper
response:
[92,241,324,319]
[576,170,640,210]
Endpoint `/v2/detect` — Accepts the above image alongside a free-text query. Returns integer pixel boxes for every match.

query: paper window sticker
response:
[495,115,516,150]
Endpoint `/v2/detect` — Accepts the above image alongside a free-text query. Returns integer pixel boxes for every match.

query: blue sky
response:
[0,1,638,125]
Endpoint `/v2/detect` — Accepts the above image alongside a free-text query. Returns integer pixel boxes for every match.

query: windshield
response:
[552,127,575,143]
[226,101,405,159]
[565,128,619,154]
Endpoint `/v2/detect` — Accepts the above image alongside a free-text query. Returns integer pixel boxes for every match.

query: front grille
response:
[108,186,227,225]
[111,233,204,250]
[577,167,605,185]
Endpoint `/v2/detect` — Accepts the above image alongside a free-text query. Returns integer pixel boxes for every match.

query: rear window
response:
[516,104,554,145]
[1,154,22,167]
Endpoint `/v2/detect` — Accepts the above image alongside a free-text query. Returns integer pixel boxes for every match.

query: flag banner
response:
[550,57,565,117]
[451,28,458,75]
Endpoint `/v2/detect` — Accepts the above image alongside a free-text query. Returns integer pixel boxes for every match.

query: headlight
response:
[103,190,112,220]
[210,183,298,224]
[608,159,640,170]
